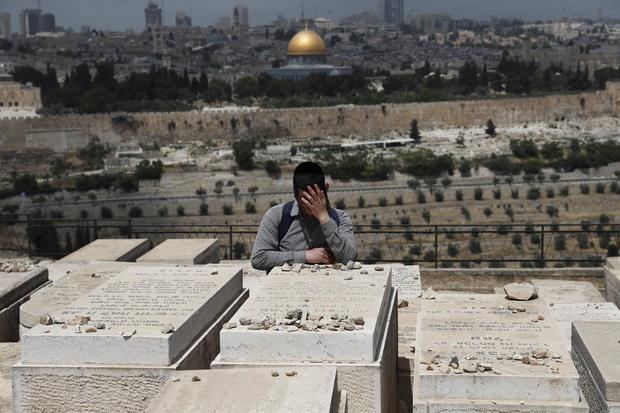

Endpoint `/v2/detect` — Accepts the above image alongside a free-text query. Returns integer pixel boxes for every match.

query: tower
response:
[145,1,162,30]
[383,0,404,25]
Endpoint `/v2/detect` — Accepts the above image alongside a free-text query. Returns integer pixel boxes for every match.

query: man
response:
[251,162,356,271]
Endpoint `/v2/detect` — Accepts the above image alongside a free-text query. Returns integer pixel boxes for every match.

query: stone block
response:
[531,279,606,305]
[549,303,620,349]
[59,239,151,264]
[219,268,392,363]
[572,321,620,403]
[13,289,249,413]
[136,238,220,265]
[605,264,620,307]
[145,368,341,413]
[413,294,585,411]
[0,343,20,413]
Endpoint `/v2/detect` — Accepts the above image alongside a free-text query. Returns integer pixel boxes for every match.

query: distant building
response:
[20,9,41,37]
[412,14,453,34]
[0,13,11,38]
[233,6,241,33]
[175,11,192,28]
[240,7,249,30]
[267,28,352,80]
[145,1,162,29]
[383,0,404,24]
[0,83,42,119]
[39,13,56,33]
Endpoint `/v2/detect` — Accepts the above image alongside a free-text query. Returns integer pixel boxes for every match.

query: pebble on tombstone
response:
[504,282,538,301]
[161,324,175,334]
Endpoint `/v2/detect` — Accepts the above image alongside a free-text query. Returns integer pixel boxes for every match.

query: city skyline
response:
[0,0,619,32]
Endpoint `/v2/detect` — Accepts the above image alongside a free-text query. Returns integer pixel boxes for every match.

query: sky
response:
[1,0,619,32]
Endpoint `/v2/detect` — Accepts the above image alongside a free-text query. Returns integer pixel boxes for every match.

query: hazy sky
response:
[1,0,619,31]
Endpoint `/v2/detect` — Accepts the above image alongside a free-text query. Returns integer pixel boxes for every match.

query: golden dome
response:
[288,29,327,56]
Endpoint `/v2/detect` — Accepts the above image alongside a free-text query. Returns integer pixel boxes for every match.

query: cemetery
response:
[0,238,619,412]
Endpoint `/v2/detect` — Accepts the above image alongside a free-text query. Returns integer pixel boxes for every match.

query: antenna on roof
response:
[301,0,305,23]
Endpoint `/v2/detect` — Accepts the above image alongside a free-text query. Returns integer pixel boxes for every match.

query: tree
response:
[409,119,421,143]
[245,202,257,214]
[232,140,255,170]
[485,119,497,137]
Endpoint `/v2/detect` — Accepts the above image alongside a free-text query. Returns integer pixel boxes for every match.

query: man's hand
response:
[305,247,335,264]
[299,184,330,224]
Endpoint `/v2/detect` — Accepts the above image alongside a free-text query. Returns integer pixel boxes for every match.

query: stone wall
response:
[1,83,619,153]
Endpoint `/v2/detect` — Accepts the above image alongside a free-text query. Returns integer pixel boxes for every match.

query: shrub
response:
[409,245,422,256]
[560,186,569,196]
[511,189,519,199]
[394,195,404,205]
[469,239,482,254]
[523,174,536,184]
[536,173,546,183]
[129,206,143,218]
[526,187,541,200]
[493,189,501,200]
[580,184,590,194]
[407,179,420,190]
[493,177,500,186]
[441,177,452,188]
[434,191,444,202]
[545,205,559,218]
[417,191,426,204]
[264,160,281,177]
[335,199,346,209]
[176,205,185,216]
[400,216,410,225]
[195,187,207,196]
[199,203,209,216]
[245,202,257,214]
[423,250,436,261]
[596,183,606,194]
[474,187,483,200]
[357,196,365,208]
[100,206,113,219]
[368,248,383,262]
[422,210,431,223]
[79,210,89,219]
[505,176,514,185]
[455,189,464,201]
[483,207,493,218]
[577,233,590,249]
[461,207,471,221]
[611,182,620,194]
[504,205,515,221]
[371,218,381,229]
[158,206,168,217]
[600,214,611,225]
[447,243,459,257]
[530,233,541,245]
[378,197,388,207]
[512,233,522,247]
[546,188,555,198]
[554,234,566,251]
[50,210,64,219]
[223,204,234,215]
[470,227,480,238]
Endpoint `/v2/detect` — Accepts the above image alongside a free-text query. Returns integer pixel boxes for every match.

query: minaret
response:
[301,0,305,23]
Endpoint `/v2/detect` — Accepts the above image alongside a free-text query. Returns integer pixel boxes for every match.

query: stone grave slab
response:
[146,368,340,413]
[0,343,20,412]
[573,321,620,403]
[136,238,220,265]
[219,267,392,363]
[60,239,150,263]
[0,261,48,341]
[413,294,583,409]
[391,265,422,302]
[532,279,605,305]
[22,265,243,366]
[605,261,620,308]
[549,303,620,348]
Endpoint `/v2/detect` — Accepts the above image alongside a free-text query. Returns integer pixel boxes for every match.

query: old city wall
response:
[1,83,619,153]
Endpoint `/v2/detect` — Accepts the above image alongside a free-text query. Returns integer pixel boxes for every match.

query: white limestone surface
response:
[146,368,339,413]
[60,239,150,263]
[0,264,47,310]
[136,238,220,265]
[414,294,581,404]
[390,265,422,301]
[549,302,620,348]
[22,266,243,366]
[220,268,392,362]
[572,321,620,403]
[531,279,605,304]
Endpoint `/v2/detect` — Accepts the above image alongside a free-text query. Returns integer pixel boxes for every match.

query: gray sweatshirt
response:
[250,201,357,271]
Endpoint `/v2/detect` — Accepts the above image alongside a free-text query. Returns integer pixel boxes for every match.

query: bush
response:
[129,206,143,218]
[470,227,480,238]
[49,210,64,219]
[410,245,422,256]
[199,203,209,216]
[483,207,493,218]
[371,218,381,229]
[580,184,590,194]
[196,187,207,196]
[176,205,185,216]
[527,187,541,200]
[394,195,404,205]
[596,183,606,194]
[459,160,472,177]
[554,234,566,251]
[434,191,444,202]
[264,160,281,177]
[512,233,523,247]
[505,176,514,185]
[357,196,365,208]
[504,205,515,221]
[441,177,452,188]
[511,189,519,199]
[510,138,539,159]
[100,206,113,219]
[474,187,483,200]
[447,243,459,258]
[422,210,431,223]
[423,250,436,261]
[469,239,482,254]
[546,205,560,218]
[530,233,541,245]
[461,207,471,221]
[417,191,426,204]
[455,189,464,201]
[335,199,346,209]
[560,186,569,196]
[407,179,420,190]
[611,182,619,194]
[223,204,234,215]
[245,202,257,214]
[79,210,89,219]
[400,216,410,225]
[368,247,383,262]
[158,206,168,217]
[600,214,611,225]
[536,173,546,183]
[493,189,501,200]
[378,197,388,207]
[577,233,590,249]
[546,188,555,198]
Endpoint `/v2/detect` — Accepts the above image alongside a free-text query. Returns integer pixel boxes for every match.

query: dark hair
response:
[293,162,326,194]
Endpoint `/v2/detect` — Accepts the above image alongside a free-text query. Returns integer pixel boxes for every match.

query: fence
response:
[0,214,617,268]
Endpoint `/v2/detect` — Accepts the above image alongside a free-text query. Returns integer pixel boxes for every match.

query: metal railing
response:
[1,214,617,268]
